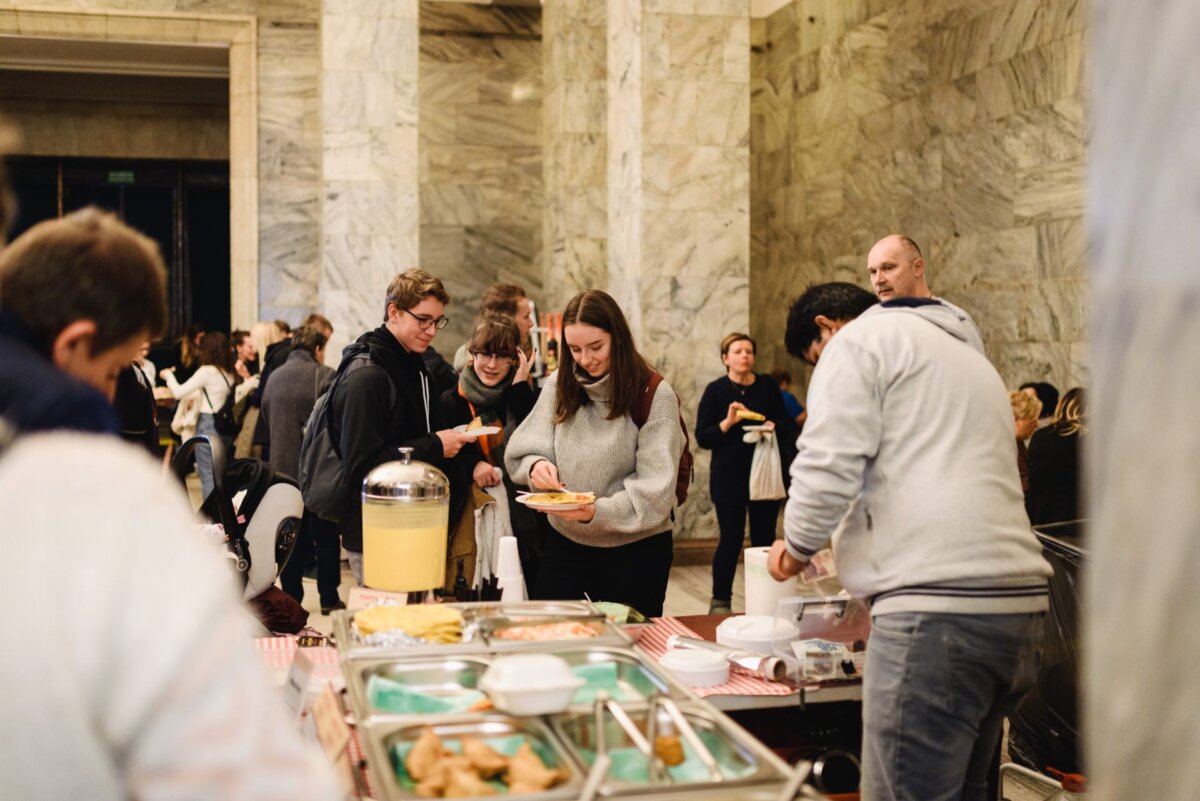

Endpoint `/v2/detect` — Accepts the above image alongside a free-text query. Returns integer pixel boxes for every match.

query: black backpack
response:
[203,370,243,437]
[297,343,396,522]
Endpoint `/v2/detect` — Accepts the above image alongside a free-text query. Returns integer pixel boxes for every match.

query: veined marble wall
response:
[419,2,543,354]
[541,0,750,540]
[635,0,752,539]
[320,0,421,355]
[542,0,607,313]
[751,0,1088,393]
[1,98,228,160]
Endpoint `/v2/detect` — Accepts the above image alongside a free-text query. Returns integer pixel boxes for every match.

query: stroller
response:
[172,434,303,602]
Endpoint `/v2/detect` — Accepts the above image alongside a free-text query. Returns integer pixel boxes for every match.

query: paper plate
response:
[515,492,596,512]
[453,424,502,439]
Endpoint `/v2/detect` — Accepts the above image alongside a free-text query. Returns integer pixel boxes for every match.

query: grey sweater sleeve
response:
[504,372,560,485]
[589,382,683,534]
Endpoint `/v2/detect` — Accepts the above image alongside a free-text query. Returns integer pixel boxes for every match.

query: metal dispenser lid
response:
[362,447,449,502]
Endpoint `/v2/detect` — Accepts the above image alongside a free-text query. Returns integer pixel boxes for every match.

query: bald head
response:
[867,234,930,301]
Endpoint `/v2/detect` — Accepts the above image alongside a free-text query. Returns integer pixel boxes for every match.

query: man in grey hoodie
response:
[768,282,1051,801]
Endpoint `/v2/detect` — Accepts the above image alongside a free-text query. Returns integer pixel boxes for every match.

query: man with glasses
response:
[769,282,1051,801]
[328,269,470,585]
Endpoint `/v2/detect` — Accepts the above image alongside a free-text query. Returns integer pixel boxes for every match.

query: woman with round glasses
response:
[442,312,536,491]
[505,290,683,616]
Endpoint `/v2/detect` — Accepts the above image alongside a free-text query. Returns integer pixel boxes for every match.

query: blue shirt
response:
[0,311,119,435]
[781,389,804,420]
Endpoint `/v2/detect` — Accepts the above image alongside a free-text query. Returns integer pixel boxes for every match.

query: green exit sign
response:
[107,170,135,184]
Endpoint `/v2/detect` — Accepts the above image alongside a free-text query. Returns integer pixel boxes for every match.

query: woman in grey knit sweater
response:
[505,290,683,616]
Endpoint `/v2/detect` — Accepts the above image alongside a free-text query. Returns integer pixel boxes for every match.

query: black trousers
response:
[711,497,781,601]
[280,509,342,608]
[533,529,674,617]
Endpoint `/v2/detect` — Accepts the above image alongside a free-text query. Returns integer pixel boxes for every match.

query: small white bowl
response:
[658,648,729,687]
[479,654,584,715]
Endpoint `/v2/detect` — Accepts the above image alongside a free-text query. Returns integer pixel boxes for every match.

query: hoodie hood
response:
[861,298,986,355]
[353,325,428,379]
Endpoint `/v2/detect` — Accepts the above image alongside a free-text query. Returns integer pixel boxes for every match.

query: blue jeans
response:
[195,414,218,502]
[194,414,232,503]
[862,611,1044,801]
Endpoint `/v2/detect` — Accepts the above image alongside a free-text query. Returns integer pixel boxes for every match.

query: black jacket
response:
[695,373,796,504]
[0,311,119,436]
[251,339,293,446]
[331,327,447,552]
[113,364,160,456]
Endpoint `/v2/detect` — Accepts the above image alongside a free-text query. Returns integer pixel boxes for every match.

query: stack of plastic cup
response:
[496,535,526,602]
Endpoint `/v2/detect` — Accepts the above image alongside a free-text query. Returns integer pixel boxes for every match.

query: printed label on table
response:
[282,647,317,723]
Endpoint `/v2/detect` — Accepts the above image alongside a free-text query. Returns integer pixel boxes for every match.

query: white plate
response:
[515,494,595,512]
[453,424,502,438]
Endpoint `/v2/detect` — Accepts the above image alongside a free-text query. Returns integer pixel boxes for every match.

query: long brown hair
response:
[197,331,236,375]
[555,290,652,422]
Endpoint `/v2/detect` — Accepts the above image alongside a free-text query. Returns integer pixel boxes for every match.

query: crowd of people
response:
[0,177,1089,799]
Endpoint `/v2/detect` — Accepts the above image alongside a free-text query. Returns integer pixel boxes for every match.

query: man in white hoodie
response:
[768,282,1051,801]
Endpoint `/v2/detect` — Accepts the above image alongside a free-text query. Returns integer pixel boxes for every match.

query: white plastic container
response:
[716,615,800,655]
[658,648,730,687]
[479,654,584,715]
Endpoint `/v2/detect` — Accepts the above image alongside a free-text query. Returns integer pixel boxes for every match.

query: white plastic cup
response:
[496,535,521,578]
[743,545,798,616]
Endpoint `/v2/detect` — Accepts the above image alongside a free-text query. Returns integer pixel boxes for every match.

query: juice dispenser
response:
[361,447,450,592]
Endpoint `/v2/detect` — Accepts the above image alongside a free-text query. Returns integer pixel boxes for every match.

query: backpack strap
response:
[325,345,397,457]
[631,371,664,428]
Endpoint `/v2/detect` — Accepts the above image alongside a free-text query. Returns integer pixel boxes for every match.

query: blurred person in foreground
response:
[0,149,338,798]
[768,282,1050,801]
[0,422,341,799]
[0,208,165,435]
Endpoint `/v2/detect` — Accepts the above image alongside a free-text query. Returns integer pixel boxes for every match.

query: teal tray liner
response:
[369,662,645,715]
[389,733,560,793]
[576,731,757,784]
[367,675,487,715]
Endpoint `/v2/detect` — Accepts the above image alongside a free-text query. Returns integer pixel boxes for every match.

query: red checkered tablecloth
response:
[636,617,800,699]
[254,637,373,798]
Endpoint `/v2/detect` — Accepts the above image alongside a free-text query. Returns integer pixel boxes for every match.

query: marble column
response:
[542,0,608,312]
[1086,1,1200,799]
[634,0,752,539]
[543,0,751,539]
[320,0,421,356]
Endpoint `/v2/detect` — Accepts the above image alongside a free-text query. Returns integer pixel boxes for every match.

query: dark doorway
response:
[6,156,231,340]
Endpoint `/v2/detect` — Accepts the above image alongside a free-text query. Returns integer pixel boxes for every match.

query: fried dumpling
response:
[505,742,562,791]
[460,736,508,779]
[443,764,497,797]
[406,728,446,781]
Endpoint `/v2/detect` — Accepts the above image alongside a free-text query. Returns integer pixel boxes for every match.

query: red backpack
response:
[631,371,694,507]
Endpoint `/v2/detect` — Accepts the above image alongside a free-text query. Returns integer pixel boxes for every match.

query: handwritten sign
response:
[311,682,352,758]
[348,586,409,607]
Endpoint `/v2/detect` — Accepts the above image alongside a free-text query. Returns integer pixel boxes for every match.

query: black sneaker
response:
[321,600,346,616]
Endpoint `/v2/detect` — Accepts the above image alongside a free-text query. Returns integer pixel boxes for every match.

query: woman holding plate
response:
[695,332,794,614]
[441,312,540,585]
[505,290,683,616]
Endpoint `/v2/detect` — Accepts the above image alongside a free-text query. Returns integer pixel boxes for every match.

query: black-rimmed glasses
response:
[403,308,450,330]
[471,352,514,365]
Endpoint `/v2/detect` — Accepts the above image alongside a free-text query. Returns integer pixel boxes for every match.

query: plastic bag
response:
[749,433,786,500]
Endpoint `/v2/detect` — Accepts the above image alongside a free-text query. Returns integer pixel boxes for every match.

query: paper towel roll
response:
[743,546,798,616]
